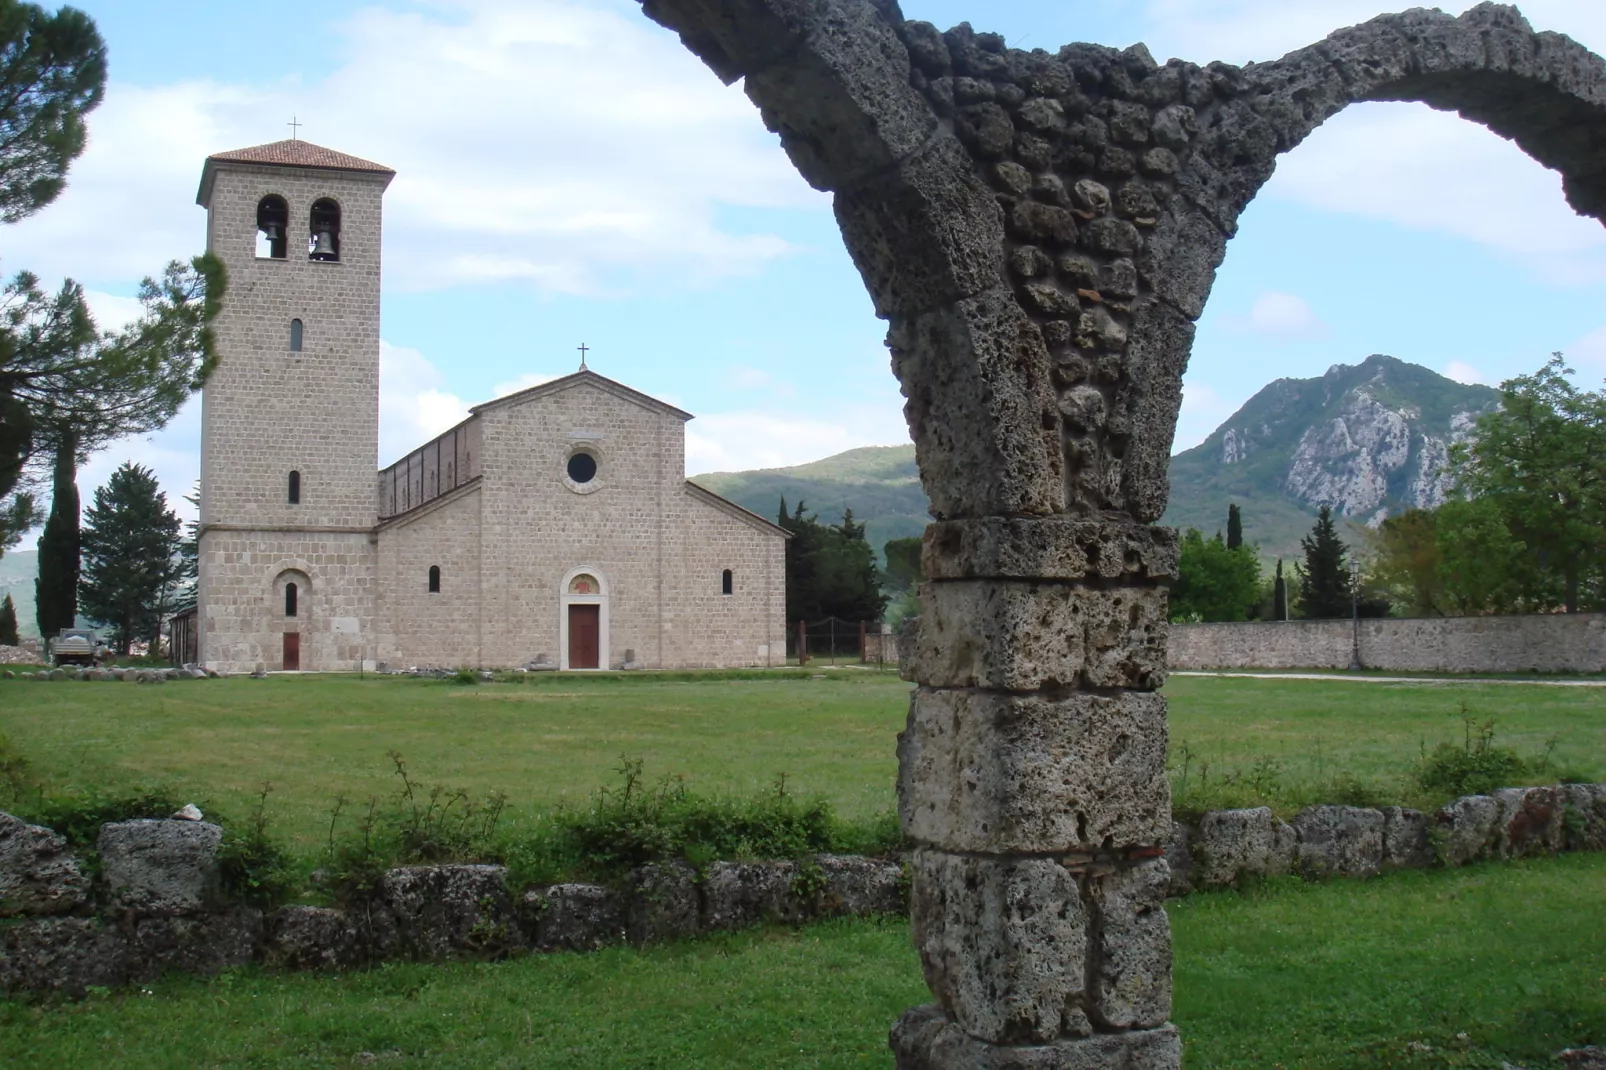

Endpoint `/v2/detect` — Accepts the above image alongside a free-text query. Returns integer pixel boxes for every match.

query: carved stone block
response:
[906,581,1167,691]
[910,849,1089,1044]
[898,688,1170,853]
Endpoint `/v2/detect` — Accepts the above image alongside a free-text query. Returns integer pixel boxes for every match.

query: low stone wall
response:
[1169,613,1606,674]
[0,811,904,996]
[3,785,1603,996]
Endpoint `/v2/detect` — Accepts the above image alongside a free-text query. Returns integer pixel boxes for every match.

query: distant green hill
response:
[692,356,1502,563]
[692,446,928,560]
[0,550,38,639]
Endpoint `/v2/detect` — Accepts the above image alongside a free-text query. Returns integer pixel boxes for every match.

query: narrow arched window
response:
[289,318,303,352]
[428,566,441,593]
[309,198,341,261]
[285,582,298,618]
[288,470,301,504]
[722,569,733,595]
[256,195,288,259]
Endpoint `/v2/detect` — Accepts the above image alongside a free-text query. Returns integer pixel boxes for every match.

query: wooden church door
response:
[283,632,300,671]
[568,605,599,669]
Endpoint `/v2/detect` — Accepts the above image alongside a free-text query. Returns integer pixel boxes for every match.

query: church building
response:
[192,140,788,673]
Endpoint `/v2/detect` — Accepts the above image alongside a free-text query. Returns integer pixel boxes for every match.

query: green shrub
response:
[22,788,189,847]
[545,759,838,880]
[1416,711,1534,797]
[217,783,297,908]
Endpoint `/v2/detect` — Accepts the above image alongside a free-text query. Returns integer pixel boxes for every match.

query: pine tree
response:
[33,430,77,637]
[77,462,181,654]
[0,592,18,645]
[1295,506,1352,619]
[1273,559,1288,621]
[1226,503,1243,551]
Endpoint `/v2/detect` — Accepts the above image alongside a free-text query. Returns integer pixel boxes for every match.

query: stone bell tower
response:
[194,140,395,672]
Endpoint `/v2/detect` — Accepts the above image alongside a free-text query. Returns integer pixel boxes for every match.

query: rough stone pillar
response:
[631,1,1606,1066]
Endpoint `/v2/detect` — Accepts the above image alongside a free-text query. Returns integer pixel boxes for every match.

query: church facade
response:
[193,140,787,673]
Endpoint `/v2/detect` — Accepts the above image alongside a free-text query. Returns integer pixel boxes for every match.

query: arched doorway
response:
[559,568,608,670]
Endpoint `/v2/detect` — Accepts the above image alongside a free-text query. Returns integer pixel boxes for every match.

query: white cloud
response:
[1137,0,1604,67]
[686,398,910,475]
[1443,361,1489,386]
[1568,325,1606,379]
[490,372,563,399]
[1228,291,1328,339]
[1,0,817,296]
[378,342,470,465]
[1265,103,1606,284]
[1173,379,1238,453]
[83,291,146,333]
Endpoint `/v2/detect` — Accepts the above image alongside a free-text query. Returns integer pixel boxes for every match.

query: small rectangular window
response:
[722,569,733,595]
[288,470,301,504]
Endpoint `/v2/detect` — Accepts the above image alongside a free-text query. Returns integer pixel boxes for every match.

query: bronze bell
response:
[311,229,337,259]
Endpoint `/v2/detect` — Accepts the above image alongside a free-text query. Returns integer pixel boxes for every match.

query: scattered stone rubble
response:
[0,785,1601,996]
[630,0,1606,1063]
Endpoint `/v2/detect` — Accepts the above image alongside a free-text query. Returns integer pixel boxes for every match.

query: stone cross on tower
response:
[630,1,1606,1066]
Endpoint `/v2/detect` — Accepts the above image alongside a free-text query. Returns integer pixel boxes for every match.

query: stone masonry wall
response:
[375,484,484,669]
[198,530,377,672]
[198,161,389,672]
[4,784,1604,997]
[1171,613,1606,674]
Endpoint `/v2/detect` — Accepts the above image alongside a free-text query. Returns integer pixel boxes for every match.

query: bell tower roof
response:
[197,139,395,206]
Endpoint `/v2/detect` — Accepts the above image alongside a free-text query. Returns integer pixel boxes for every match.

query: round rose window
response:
[567,451,598,484]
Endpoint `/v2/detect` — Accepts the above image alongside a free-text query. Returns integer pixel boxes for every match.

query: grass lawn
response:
[0,671,1602,855]
[1,854,1601,1068]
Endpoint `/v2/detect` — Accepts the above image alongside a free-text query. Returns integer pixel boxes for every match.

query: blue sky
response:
[8,0,1606,544]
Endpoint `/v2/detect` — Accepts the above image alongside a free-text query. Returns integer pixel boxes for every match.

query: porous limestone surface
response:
[0,811,88,916]
[97,819,223,915]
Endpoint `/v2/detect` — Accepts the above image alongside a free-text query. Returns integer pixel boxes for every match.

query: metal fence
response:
[791,617,893,667]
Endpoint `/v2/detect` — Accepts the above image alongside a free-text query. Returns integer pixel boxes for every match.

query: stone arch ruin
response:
[632,1,1606,1065]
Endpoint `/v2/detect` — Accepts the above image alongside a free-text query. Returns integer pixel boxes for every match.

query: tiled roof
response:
[206,139,394,174]
[197,139,396,206]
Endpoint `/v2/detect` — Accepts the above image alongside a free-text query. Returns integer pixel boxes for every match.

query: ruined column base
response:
[891,1005,1180,1070]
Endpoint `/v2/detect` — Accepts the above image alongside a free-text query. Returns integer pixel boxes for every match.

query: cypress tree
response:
[0,592,18,645]
[78,462,182,655]
[33,431,77,637]
[1226,503,1243,551]
[1273,558,1288,621]
[1295,506,1352,619]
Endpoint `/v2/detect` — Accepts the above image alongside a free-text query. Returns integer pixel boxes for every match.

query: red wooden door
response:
[283,632,300,671]
[568,605,599,669]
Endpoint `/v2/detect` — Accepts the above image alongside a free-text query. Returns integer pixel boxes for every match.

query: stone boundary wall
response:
[3,784,1603,996]
[1169,613,1606,674]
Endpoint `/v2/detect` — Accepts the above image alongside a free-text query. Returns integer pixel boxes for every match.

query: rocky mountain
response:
[1164,355,1500,557]
[693,356,1501,562]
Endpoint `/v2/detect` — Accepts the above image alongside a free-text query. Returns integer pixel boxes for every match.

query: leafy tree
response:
[1366,508,1445,617]
[1294,506,1352,619]
[1226,502,1243,551]
[1434,497,1532,615]
[0,0,106,551]
[882,535,922,593]
[1451,354,1606,612]
[779,500,888,634]
[8,256,223,620]
[0,1,106,224]
[32,428,73,636]
[1272,558,1288,621]
[0,591,17,645]
[78,462,182,654]
[1170,529,1261,623]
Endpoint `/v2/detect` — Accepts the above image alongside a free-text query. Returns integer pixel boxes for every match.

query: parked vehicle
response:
[49,628,107,667]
